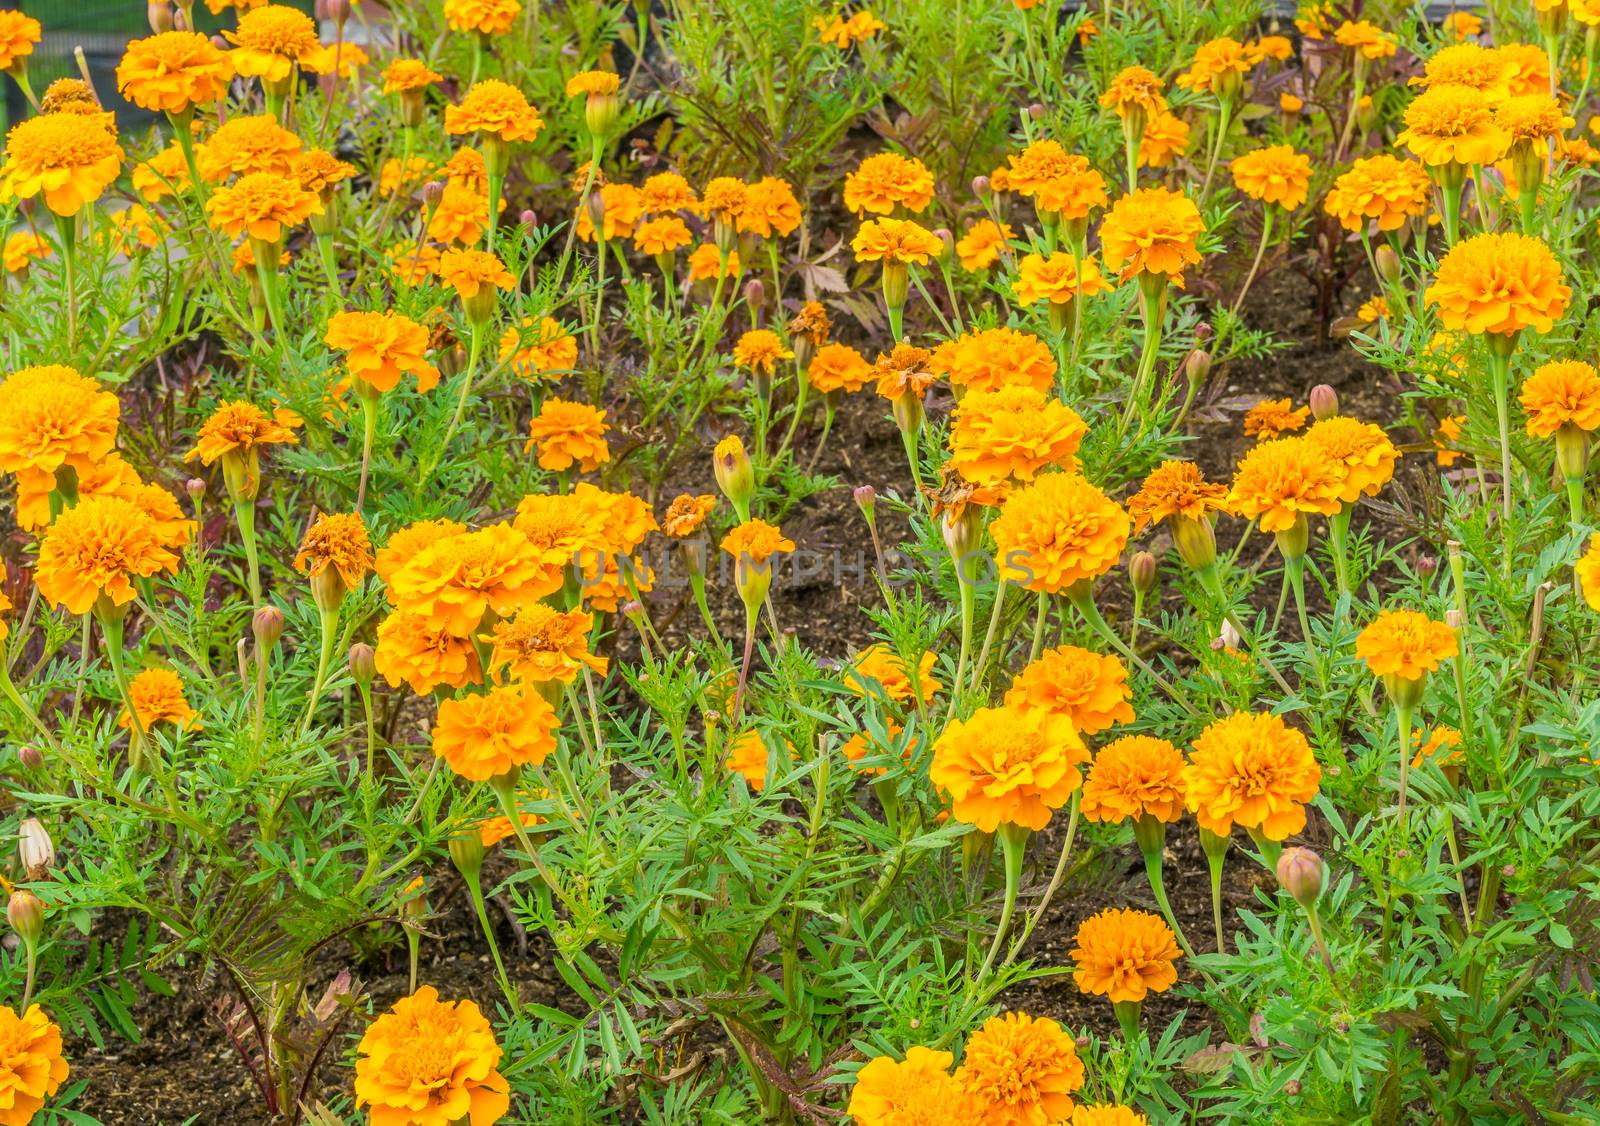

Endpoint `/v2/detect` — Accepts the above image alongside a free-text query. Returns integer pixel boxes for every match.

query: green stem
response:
[232,496,262,605]
[465,868,520,1013]
[298,602,339,736]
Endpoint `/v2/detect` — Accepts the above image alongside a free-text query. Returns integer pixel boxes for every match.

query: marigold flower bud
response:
[349,643,376,686]
[1128,551,1158,595]
[1182,349,1211,391]
[743,279,765,310]
[1194,321,1213,346]
[17,746,43,770]
[1555,423,1589,484]
[941,506,982,573]
[584,186,606,235]
[1217,618,1243,651]
[148,1,173,32]
[1417,555,1437,578]
[519,208,538,230]
[185,477,206,500]
[18,819,53,880]
[971,175,991,196]
[713,435,755,516]
[252,605,286,651]
[309,567,348,614]
[1446,608,1464,631]
[1276,846,1324,907]
[1309,384,1339,420]
[1374,245,1401,287]
[448,830,485,883]
[880,260,909,312]
[854,485,877,519]
[585,89,620,138]
[7,892,43,946]
[1028,102,1045,120]
[933,227,956,267]
[422,180,446,212]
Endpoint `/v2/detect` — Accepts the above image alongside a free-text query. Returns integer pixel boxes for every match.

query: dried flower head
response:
[294,512,374,591]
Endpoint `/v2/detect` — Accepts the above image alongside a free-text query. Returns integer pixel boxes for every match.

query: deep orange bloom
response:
[842,644,941,705]
[848,1047,973,1126]
[524,399,611,472]
[930,328,1056,394]
[1185,712,1321,840]
[326,311,440,393]
[445,79,544,142]
[1012,252,1111,306]
[929,704,1088,831]
[353,986,510,1126]
[1520,360,1600,436]
[443,0,521,35]
[1304,416,1398,503]
[488,604,606,684]
[1070,908,1181,1003]
[116,31,235,113]
[1079,735,1187,823]
[205,171,321,243]
[1424,232,1569,336]
[991,473,1130,593]
[1355,609,1457,681]
[1226,436,1342,533]
[34,495,180,614]
[1126,461,1229,533]
[956,1012,1085,1126]
[843,152,935,216]
[0,1004,69,1126]
[1098,187,1203,284]
[1230,144,1311,210]
[374,609,481,694]
[1005,646,1133,734]
[433,684,558,781]
[118,667,201,732]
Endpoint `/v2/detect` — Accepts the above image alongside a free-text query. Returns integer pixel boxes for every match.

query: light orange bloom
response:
[737,176,802,238]
[445,79,544,142]
[376,518,469,587]
[524,399,611,472]
[1576,534,1600,609]
[1098,187,1203,284]
[852,217,943,264]
[687,242,740,281]
[0,113,123,216]
[661,494,715,538]
[0,364,120,480]
[205,171,320,243]
[1323,155,1431,233]
[1304,415,1398,503]
[433,684,558,781]
[732,329,793,374]
[326,311,440,393]
[223,4,322,84]
[930,704,1087,831]
[1333,19,1395,59]
[1243,398,1309,441]
[1185,711,1322,840]
[843,152,935,216]
[1230,144,1311,210]
[639,171,699,215]
[1079,735,1186,823]
[1005,645,1133,734]
[575,182,643,243]
[437,247,516,300]
[1138,111,1191,168]
[1012,252,1111,306]
[196,114,302,183]
[0,1004,69,1126]
[185,401,300,466]
[1412,725,1464,770]
[842,644,940,705]
[1004,142,1108,220]
[807,342,873,393]
[34,495,181,614]
[1245,35,1293,63]
[633,215,693,257]
[1520,360,1600,436]
[374,609,481,694]
[116,31,234,113]
[382,58,443,93]
[1070,908,1181,1003]
[565,69,619,98]
[725,729,771,791]
[1424,232,1569,336]
[1126,460,1229,533]
[1227,436,1342,533]
[1500,43,1552,98]
[956,1012,1085,1125]
[3,231,50,274]
[488,604,606,684]
[500,317,578,380]
[354,986,511,1125]
[948,387,1086,485]
[118,667,201,732]
[1356,609,1457,681]
[930,327,1056,394]
[814,9,886,47]
[389,523,556,637]
[1397,85,1508,168]
[955,219,1014,270]
[1410,42,1512,100]
[0,11,41,72]
[991,473,1130,593]
[1174,37,1251,96]
[1071,1107,1152,1126]
[294,512,374,592]
[1099,66,1166,117]
[442,0,522,35]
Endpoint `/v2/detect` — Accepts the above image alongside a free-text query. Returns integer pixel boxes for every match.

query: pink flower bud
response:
[7,891,43,946]
[1275,846,1324,907]
[348,643,376,686]
[1128,551,1158,595]
[252,606,285,650]
[1309,384,1339,420]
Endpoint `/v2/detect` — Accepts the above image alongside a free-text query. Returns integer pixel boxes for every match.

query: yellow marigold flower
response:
[1575,534,1600,609]
[723,730,771,791]
[1070,907,1181,1003]
[12,452,137,532]
[1411,42,1512,99]
[932,702,1087,830]
[223,4,322,84]
[732,329,793,374]
[379,155,435,198]
[1138,111,1191,168]
[633,215,692,257]
[661,494,715,538]
[326,310,440,394]
[1006,645,1133,734]
[571,484,658,547]
[639,172,699,215]
[1521,360,1600,436]
[0,1004,69,1125]
[1333,19,1396,60]
[1412,725,1464,770]
[34,495,180,614]
[955,219,1013,271]
[1443,11,1483,39]
[1242,398,1309,441]
[1424,231,1569,336]
[1079,735,1186,823]
[445,79,544,142]
[1012,251,1112,306]
[814,9,885,47]
[956,1012,1085,1124]
[433,683,558,781]
[186,400,300,467]
[374,608,480,693]
[443,0,522,34]
[687,241,740,280]
[382,58,442,92]
[843,644,940,705]
[1004,142,1109,219]
[1186,712,1320,840]
[807,342,873,393]
[848,1047,972,1126]
[2,231,49,273]
[354,986,510,1124]
[1230,144,1311,210]
[0,364,119,480]
[120,477,195,550]
[524,398,610,472]
[991,473,1130,594]
[1099,65,1167,117]
[508,495,607,589]
[1227,435,1341,533]
[116,31,234,114]
[1245,35,1294,63]
[304,39,367,78]
[565,69,619,98]
[0,12,41,72]
[291,148,356,197]
[1099,187,1203,284]
[499,316,577,380]
[1174,37,1251,96]
[0,114,123,217]
[205,170,320,243]
[1280,92,1304,114]
[118,667,201,732]
[476,795,551,847]
[1323,155,1431,233]
[294,512,373,591]
[1126,460,1229,533]
[948,386,1086,485]
[437,247,516,300]
[488,604,605,684]
[737,175,802,238]
[1433,414,1466,466]
[390,523,556,637]
[928,328,1057,394]
[719,519,795,565]
[574,182,642,243]
[851,217,943,265]
[843,151,935,216]
[375,518,468,586]
[1304,415,1398,502]
[101,204,164,254]
[1500,42,1552,97]
[1496,93,1572,145]
[1356,609,1457,681]
[195,114,301,183]
[1397,85,1508,168]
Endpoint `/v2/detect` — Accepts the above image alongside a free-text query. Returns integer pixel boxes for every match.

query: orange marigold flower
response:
[687,241,740,280]
[488,604,606,684]
[205,170,320,242]
[0,12,41,72]
[353,986,510,1125]
[118,667,201,731]
[445,79,544,142]
[1576,533,1600,609]
[389,523,556,637]
[1324,155,1431,233]
[1227,435,1341,533]
[12,453,136,532]
[376,518,468,586]
[433,683,558,781]
[639,171,699,215]
[382,58,442,93]
[294,512,374,591]
[633,215,693,257]
[991,473,1130,593]
[1013,251,1111,307]
[848,1046,970,1126]
[1099,187,1203,284]
[185,400,300,467]
[572,483,657,554]
[499,316,578,380]
[948,387,1086,485]
[1070,907,1181,1003]
[807,342,873,393]
[1079,735,1186,823]
[116,31,234,113]
[1411,42,1513,100]
[1004,142,1109,220]
[736,176,802,238]
[719,519,796,565]
[1412,725,1464,770]
[701,176,748,223]
[872,343,937,403]
[0,1004,69,1125]
[1127,460,1229,533]
[34,495,180,614]
[725,729,771,791]
[291,147,356,196]
[955,219,1013,271]
[0,114,123,217]
[0,364,119,480]
[223,4,322,84]
[661,493,715,538]
[1355,609,1457,681]
[1099,66,1167,117]
[3,231,50,274]
[732,329,793,374]
[443,0,522,34]
[1242,397,1309,441]
[1333,19,1396,59]
[475,794,550,847]
[1304,415,1398,502]
[509,493,609,580]
[1230,144,1311,210]
[1442,11,1483,39]
[374,608,481,693]
[1397,85,1509,168]
[1185,711,1321,840]
[565,69,619,97]
[1174,37,1251,96]
[437,247,516,300]
[1496,94,1572,146]
[379,155,435,198]
[930,704,1087,831]
[843,151,935,216]
[814,9,886,48]
[1005,645,1133,734]
[524,398,611,472]
[575,182,642,243]
[842,643,940,705]
[930,327,1056,394]
[839,720,907,776]
[852,217,943,265]
[1138,111,1191,169]
[956,1012,1085,1125]
[1245,35,1294,63]
[1520,359,1600,436]
[1424,231,1569,336]
[195,114,301,183]
[1501,43,1552,97]
[326,311,439,393]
